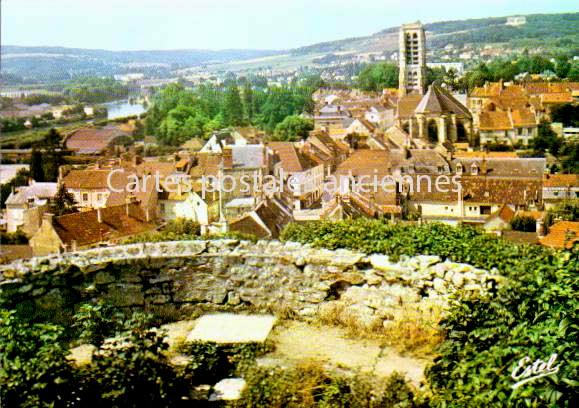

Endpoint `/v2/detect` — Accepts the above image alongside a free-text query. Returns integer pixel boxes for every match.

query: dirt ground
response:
[259,320,430,387]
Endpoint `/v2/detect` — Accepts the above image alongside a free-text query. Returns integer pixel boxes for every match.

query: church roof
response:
[414,85,472,118]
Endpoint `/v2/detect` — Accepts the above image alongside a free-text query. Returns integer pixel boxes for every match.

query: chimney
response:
[43,212,54,225]
[481,158,488,175]
[97,207,103,223]
[223,147,233,169]
[536,218,546,238]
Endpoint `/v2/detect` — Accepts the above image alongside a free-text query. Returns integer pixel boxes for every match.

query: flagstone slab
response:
[186,313,276,343]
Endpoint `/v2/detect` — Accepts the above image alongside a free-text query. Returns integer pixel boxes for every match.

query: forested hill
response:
[0,47,282,82]
[291,12,579,55]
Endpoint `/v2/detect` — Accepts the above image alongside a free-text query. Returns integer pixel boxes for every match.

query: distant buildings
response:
[506,16,526,26]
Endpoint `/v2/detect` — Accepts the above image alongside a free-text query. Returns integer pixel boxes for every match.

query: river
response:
[103,99,147,120]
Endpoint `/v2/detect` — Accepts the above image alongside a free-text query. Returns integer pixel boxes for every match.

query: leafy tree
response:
[356,63,399,92]
[50,184,78,216]
[530,120,563,156]
[567,62,579,81]
[551,104,579,127]
[555,55,572,78]
[426,67,446,87]
[559,141,579,174]
[273,115,313,141]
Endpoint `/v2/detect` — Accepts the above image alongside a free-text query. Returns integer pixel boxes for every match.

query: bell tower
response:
[399,22,426,96]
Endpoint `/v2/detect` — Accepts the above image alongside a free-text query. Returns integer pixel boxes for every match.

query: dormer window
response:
[471,163,479,176]
[456,163,463,175]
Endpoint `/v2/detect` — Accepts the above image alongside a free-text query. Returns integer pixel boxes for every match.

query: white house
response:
[5,181,58,234]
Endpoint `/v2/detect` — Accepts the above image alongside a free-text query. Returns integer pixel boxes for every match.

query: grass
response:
[317,301,445,357]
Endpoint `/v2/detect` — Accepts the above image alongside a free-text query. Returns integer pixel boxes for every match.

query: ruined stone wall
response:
[0,240,504,327]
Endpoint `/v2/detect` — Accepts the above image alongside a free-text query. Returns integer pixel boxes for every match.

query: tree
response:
[50,184,78,216]
[426,67,446,87]
[567,62,579,81]
[272,116,314,141]
[222,85,244,127]
[356,63,399,92]
[551,104,579,127]
[530,120,563,156]
[242,82,254,123]
[30,148,45,182]
[555,55,572,78]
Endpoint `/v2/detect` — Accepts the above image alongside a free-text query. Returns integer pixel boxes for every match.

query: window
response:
[481,206,492,215]
[97,193,102,202]
[82,193,88,202]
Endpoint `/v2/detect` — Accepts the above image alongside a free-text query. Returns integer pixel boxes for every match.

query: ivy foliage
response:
[281,219,578,407]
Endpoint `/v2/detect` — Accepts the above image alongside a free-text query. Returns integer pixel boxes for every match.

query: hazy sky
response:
[2,0,577,51]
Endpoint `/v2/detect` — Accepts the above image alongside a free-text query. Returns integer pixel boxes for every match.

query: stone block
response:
[209,378,247,401]
[186,313,276,343]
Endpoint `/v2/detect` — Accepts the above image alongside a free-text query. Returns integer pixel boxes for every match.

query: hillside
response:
[291,12,579,55]
[0,46,283,82]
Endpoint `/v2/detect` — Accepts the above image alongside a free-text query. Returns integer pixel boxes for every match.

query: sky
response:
[2,0,578,51]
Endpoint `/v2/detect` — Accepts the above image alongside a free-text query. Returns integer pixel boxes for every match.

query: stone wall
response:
[0,240,504,328]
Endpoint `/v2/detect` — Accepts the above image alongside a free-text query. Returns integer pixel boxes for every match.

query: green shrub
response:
[510,215,537,232]
[0,230,29,244]
[0,309,75,408]
[74,327,191,407]
[178,341,274,384]
[232,364,423,408]
[72,303,120,346]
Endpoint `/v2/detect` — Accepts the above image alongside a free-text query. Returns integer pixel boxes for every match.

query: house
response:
[228,197,293,239]
[5,181,58,234]
[542,174,579,209]
[483,204,515,232]
[407,176,542,226]
[301,130,349,175]
[29,202,157,256]
[59,164,159,217]
[478,108,538,146]
[539,221,579,249]
[268,142,324,210]
[346,118,376,137]
[158,184,219,226]
[450,157,545,180]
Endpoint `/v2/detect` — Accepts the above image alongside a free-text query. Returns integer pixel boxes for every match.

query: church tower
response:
[399,22,426,96]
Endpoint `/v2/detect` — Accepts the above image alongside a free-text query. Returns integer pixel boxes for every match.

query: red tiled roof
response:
[479,111,512,131]
[268,142,306,173]
[541,93,573,104]
[540,221,579,249]
[65,127,129,153]
[51,203,156,247]
[543,174,579,188]
[511,109,537,128]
